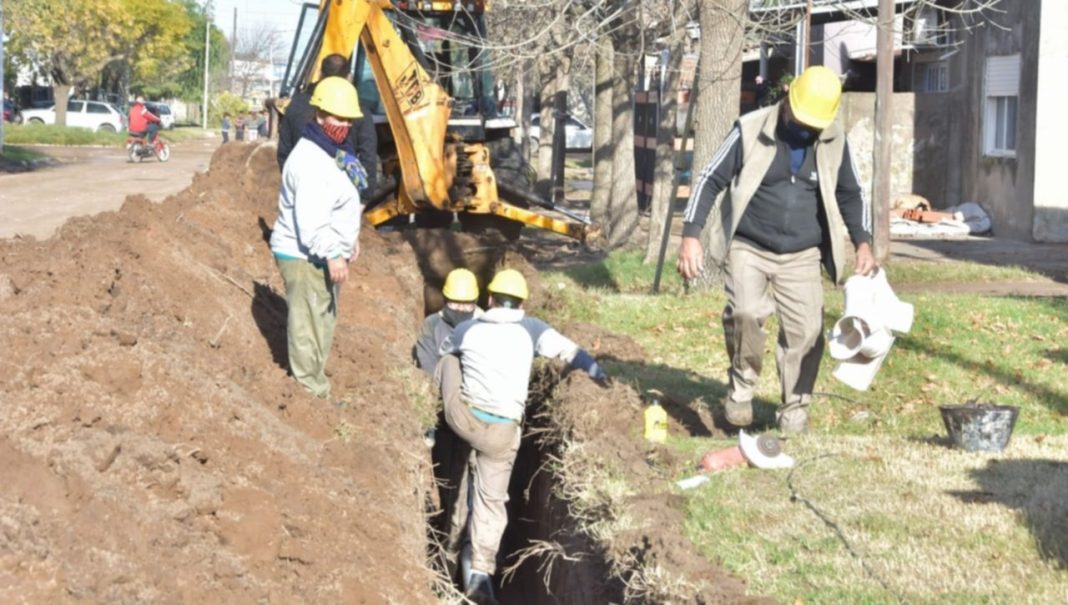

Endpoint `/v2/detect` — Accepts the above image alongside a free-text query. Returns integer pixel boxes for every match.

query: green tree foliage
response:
[7,0,129,125]
[8,0,214,122]
[209,92,249,128]
[121,0,195,98]
[168,0,230,103]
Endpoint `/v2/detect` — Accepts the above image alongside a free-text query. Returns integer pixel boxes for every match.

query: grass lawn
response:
[543,249,1068,604]
[0,145,48,163]
[3,123,212,147]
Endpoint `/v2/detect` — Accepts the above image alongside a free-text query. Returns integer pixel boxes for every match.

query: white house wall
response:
[1032,0,1068,242]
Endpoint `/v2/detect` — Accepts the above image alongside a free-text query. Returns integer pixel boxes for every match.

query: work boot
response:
[464,571,498,605]
[776,405,809,434]
[723,398,753,427]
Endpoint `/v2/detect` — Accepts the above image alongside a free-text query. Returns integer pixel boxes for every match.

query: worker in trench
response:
[413,267,484,551]
[413,268,483,375]
[676,65,875,434]
[434,269,609,605]
[269,76,367,400]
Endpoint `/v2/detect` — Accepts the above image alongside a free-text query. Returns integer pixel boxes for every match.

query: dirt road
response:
[0,138,220,240]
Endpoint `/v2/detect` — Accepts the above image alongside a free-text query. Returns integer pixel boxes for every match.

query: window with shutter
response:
[984,55,1020,157]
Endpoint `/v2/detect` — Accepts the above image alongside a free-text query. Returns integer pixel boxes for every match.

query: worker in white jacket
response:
[270,77,365,399]
[435,269,608,604]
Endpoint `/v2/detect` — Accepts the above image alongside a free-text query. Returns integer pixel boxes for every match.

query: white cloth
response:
[439,307,581,421]
[829,268,913,391]
[270,138,362,262]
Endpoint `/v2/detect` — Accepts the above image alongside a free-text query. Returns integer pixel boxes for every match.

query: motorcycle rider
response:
[128,96,161,144]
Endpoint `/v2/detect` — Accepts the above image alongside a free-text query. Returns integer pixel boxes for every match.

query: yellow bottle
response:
[644,399,668,443]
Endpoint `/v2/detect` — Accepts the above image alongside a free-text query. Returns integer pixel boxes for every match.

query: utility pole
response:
[202,0,212,130]
[803,0,813,70]
[230,7,237,92]
[872,0,894,263]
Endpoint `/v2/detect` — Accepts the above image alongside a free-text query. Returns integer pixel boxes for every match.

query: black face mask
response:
[442,307,475,327]
[783,118,819,143]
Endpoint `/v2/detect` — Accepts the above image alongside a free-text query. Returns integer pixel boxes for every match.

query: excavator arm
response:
[287,0,597,242]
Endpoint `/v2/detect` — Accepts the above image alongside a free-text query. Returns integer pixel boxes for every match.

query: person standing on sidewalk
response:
[676,65,875,434]
[270,77,365,399]
[234,112,246,141]
[221,112,231,143]
[435,269,608,604]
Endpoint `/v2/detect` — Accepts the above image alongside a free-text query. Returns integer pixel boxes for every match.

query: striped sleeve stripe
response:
[683,126,741,223]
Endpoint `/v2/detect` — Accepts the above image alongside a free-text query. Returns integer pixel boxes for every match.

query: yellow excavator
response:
[279,0,596,242]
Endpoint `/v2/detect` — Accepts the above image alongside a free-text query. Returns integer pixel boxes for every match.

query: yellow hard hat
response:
[788,66,842,129]
[487,269,529,301]
[310,76,362,119]
[442,268,479,302]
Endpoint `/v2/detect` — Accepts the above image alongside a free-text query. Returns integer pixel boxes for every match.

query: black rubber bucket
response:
[939,403,1019,452]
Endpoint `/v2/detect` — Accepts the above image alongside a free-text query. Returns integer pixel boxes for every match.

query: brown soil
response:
[0,142,760,603]
[516,322,774,605]
[0,143,434,603]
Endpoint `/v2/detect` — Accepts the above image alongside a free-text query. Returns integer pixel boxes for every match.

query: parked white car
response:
[528,113,593,151]
[21,100,126,132]
[145,102,175,129]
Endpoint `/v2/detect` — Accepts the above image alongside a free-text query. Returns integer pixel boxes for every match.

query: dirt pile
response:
[508,321,773,605]
[0,144,435,603]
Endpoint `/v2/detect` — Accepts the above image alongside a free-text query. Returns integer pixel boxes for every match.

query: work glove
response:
[571,350,610,388]
[588,362,611,389]
[336,151,369,193]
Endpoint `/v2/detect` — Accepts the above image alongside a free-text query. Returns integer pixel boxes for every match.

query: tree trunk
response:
[53,84,71,127]
[550,55,571,203]
[517,59,532,157]
[605,27,640,249]
[590,34,614,226]
[535,55,556,198]
[693,0,746,288]
[644,29,690,263]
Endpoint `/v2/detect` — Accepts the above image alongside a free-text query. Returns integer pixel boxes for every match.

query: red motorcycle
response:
[126,132,171,162]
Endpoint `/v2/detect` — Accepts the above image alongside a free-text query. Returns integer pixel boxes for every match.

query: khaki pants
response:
[435,355,521,575]
[277,258,338,398]
[722,240,824,410]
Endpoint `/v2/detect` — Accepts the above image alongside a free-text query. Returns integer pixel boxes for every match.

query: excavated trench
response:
[405,232,622,603]
[425,369,623,604]
[494,373,624,603]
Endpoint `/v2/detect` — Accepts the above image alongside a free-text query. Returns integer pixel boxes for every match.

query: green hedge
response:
[3,123,128,147]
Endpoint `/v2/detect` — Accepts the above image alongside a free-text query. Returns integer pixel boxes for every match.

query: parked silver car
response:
[21,100,126,132]
[528,113,593,151]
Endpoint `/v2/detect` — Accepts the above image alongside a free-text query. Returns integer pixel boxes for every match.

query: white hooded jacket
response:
[270,138,362,262]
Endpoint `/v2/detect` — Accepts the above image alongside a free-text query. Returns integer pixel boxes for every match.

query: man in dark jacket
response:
[677,66,875,434]
[277,54,378,194]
